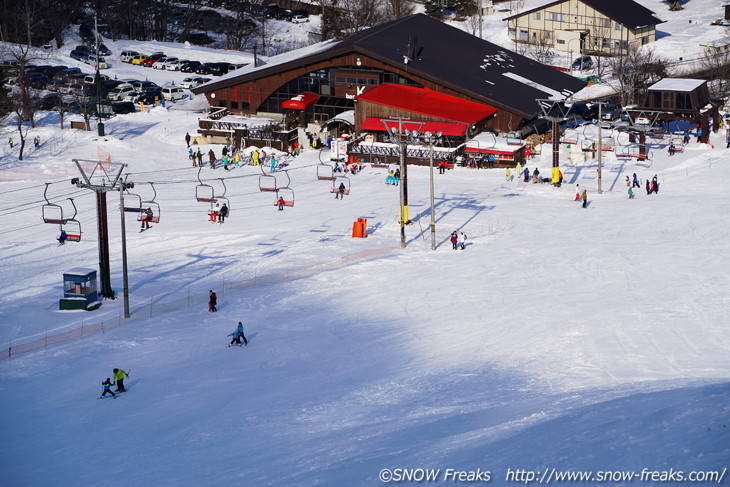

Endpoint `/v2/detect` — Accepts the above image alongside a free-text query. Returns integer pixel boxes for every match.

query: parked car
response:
[130,80,158,91]
[571,55,594,71]
[291,14,309,23]
[209,62,232,76]
[137,90,162,105]
[196,62,217,75]
[131,54,148,65]
[58,81,85,95]
[70,50,89,61]
[35,93,61,110]
[83,73,110,84]
[86,54,109,69]
[180,61,201,73]
[161,57,181,70]
[565,103,590,118]
[108,84,136,101]
[191,77,211,87]
[74,45,91,55]
[620,105,638,122]
[600,103,622,121]
[142,54,165,67]
[25,72,48,89]
[161,86,186,101]
[111,101,136,114]
[180,77,203,89]
[120,51,140,63]
[97,44,112,56]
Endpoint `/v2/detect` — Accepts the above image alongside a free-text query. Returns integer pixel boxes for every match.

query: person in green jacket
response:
[113,368,129,392]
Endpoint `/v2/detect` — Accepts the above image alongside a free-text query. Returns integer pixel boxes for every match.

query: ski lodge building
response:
[191,13,584,162]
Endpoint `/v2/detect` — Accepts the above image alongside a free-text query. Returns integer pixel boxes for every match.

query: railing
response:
[0,246,400,361]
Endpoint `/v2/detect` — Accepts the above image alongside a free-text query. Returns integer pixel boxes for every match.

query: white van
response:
[161,86,186,101]
[120,51,140,63]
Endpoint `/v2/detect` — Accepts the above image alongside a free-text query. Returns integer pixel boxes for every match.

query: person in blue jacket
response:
[523,167,530,182]
[101,378,116,398]
[228,322,247,346]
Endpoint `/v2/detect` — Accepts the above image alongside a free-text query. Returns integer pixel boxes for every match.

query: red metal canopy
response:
[361,118,469,137]
[356,84,497,124]
[282,92,319,110]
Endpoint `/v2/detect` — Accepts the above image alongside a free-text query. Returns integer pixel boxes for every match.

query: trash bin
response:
[352,218,367,238]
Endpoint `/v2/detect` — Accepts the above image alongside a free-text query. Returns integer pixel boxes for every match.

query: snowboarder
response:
[335,182,346,199]
[228,322,248,347]
[209,290,218,312]
[140,207,153,230]
[218,203,228,222]
[581,189,588,208]
[185,132,191,148]
[112,368,129,392]
[101,378,116,398]
[450,231,459,250]
[58,229,68,245]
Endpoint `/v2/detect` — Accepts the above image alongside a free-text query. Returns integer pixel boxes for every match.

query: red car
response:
[142,54,165,67]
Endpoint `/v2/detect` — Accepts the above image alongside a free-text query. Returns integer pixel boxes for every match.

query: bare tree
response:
[338,0,387,33]
[607,44,666,105]
[524,31,555,65]
[383,0,416,21]
[698,48,730,99]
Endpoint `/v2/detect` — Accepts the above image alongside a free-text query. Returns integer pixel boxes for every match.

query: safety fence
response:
[0,245,400,361]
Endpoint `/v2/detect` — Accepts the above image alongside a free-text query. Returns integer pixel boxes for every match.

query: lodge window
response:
[642,36,649,45]
[557,39,566,45]
[520,29,529,41]
[602,38,609,48]
[662,92,674,109]
[615,21,622,30]
[676,92,690,110]
[598,18,611,28]
[547,12,565,21]
[532,12,541,20]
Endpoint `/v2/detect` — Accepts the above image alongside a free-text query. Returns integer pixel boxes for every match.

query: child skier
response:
[101,378,116,398]
[228,322,248,347]
[628,187,634,199]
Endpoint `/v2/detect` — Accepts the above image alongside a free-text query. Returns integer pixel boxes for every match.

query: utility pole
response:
[119,182,131,318]
[72,159,128,300]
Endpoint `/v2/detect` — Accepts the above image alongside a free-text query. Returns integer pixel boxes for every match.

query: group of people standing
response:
[385,169,401,185]
[449,231,467,250]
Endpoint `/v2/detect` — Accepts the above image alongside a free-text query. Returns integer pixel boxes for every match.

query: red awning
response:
[282,92,319,110]
[361,118,469,137]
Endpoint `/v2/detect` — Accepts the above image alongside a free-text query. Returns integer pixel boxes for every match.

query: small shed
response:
[60,268,98,310]
[464,134,526,167]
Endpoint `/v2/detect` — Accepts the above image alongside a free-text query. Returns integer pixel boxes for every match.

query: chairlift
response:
[330,176,350,196]
[60,218,82,242]
[275,187,295,207]
[196,167,217,203]
[259,162,278,192]
[42,182,70,224]
[137,182,161,224]
[213,178,230,212]
[123,188,143,213]
[316,149,335,180]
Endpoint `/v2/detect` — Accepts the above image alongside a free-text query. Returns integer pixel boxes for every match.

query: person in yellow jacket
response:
[113,368,129,392]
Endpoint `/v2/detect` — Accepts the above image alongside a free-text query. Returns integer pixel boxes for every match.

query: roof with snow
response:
[193,14,585,118]
[647,78,706,92]
[355,84,498,124]
[504,0,664,30]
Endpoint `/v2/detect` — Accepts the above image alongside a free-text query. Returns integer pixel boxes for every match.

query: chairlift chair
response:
[331,176,350,196]
[259,163,278,192]
[61,219,82,242]
[41,183,71,224]
[275,187,295,207]
[196,167,217,203]
[316,162,335,181]
[213,179,230,213]
[137,182,161,224]
[123,189,143,213]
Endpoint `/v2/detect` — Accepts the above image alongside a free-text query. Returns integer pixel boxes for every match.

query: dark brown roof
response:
[193,14,585,118]
[504,0,664,30]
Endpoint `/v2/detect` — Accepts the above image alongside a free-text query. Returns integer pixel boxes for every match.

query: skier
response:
[335,182,346,199]
[196,148,203,167]
[58,229,68,245]
[209,205,219,222]
[393,168,400,185]
[625,175,630,187]
[209,290,218,312]
[208,149,216,169]
[189,148,194,163]
[221,145,228,158]
[628,187,634,199]
[276,196,285,211]
[581,189,588,208]
[34,136,40,148]
[228,322,248,347]
[532,168,540,184]
[668,142,675,156]
[252,150,259,166]
[223,155,229,171]
[523,167,530,183]
[450,231,458,250]
[632,173,640,188]
[696,127,702,143]
[646,179,651,195]
[439,160,447,174]
[8,136,13,148]
[218,203,228,222]
[460,232,467,250]
[386,170,394,185]
[726,130,729,149]
[101,378,116,399]
[185,132,191,148]
[682,128,689,145]
[270,155,277,172]
[575,184,581,201]
[112,368,129,392]
[652,175,659,194]
[505,167,511,181]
